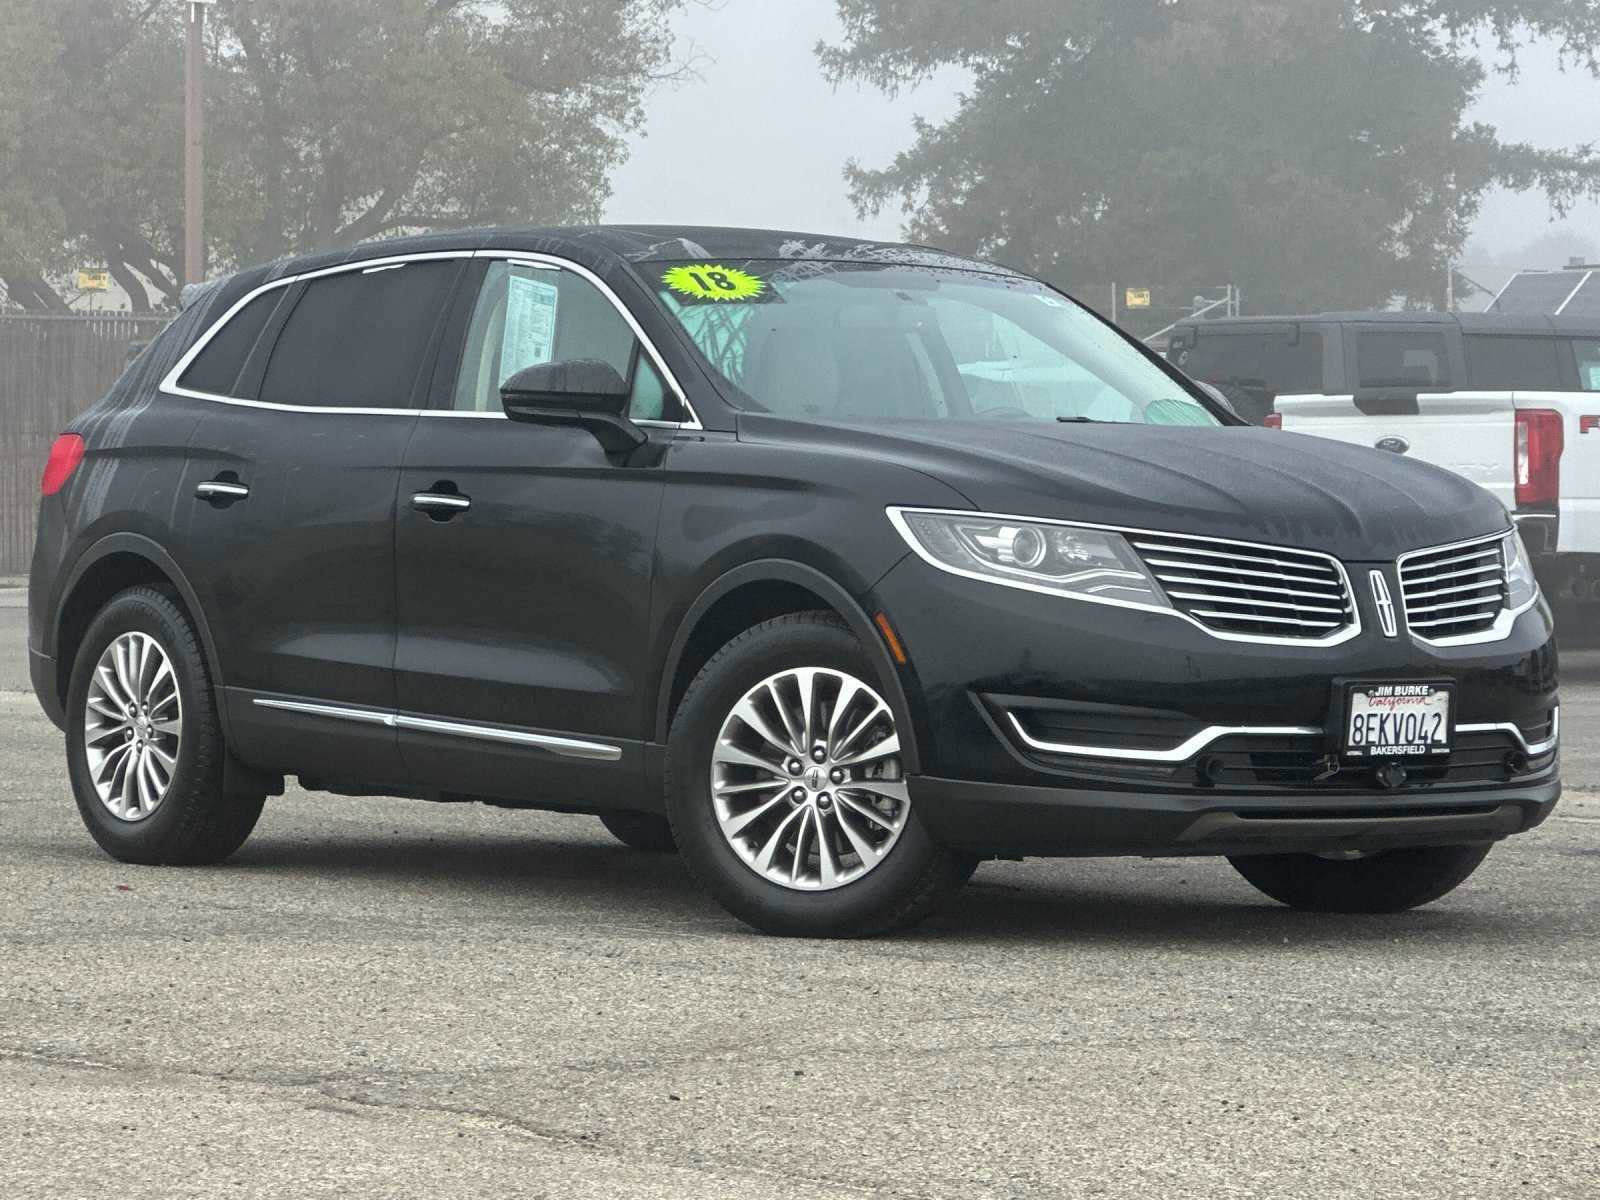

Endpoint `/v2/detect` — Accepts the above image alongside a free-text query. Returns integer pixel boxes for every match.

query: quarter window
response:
[178,289,284,396]
[258,261,459,409]
[1572,339,1600,391]
[451,261,678,422]
[1171,328,1324,423]
[1356,331,1451,389]
[1462,335,1562,391]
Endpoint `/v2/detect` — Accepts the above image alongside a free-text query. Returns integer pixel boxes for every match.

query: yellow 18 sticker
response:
[662,264,765,301]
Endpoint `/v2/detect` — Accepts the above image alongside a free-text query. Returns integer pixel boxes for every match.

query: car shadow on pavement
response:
[914,871,1538,949]
[224,829,720,925]
[205,829,1533,948]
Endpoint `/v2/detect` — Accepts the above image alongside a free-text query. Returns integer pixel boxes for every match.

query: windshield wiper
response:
[1056,416,1102,424]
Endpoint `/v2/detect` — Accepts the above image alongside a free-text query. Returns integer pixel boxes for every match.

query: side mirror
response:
[500,360,646,454]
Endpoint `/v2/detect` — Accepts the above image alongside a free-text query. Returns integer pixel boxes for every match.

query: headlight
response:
[1503,529,1538,609]
[889,509,1171,609]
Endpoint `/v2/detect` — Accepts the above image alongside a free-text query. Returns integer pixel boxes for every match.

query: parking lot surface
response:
[2,591,1596,1199]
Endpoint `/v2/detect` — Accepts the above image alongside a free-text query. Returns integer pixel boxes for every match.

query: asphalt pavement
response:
[2,589,1597,1199]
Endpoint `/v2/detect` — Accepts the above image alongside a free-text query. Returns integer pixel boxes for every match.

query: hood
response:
[736,416,1510,562]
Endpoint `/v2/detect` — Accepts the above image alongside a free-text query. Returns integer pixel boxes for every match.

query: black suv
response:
[29,227,1560,936]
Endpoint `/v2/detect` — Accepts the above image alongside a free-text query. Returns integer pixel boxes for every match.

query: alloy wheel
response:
[82,631,183,822]
[710,667,910,891]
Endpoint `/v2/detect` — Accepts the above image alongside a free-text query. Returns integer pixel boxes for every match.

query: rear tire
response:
[665,611,974,937]
[1228,844,1493,913]
[598,810,677,853]
[66,586,264,866]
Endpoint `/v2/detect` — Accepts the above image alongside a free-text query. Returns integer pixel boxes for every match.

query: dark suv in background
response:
[30,227,1560,936]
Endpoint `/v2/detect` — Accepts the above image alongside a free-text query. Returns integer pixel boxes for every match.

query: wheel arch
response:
[653,559,921,774]
[50,534,233,742]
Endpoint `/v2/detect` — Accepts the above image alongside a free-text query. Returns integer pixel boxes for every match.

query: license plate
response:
[1342,682,1452,758]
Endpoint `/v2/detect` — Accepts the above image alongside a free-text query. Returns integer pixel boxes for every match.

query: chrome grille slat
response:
[1133,541,1334,576]
[1398,534,1508,640]
[1397,562,1502,586]
[1400,546,1501,573]
[1407,594,1506,616]
[1190,609,1343,629]
[1405,577,1508,602]
[1155,575,1344,602]
[1166,590,1346,615]
[1129,532,1355,642]
[1141,559,1346,591]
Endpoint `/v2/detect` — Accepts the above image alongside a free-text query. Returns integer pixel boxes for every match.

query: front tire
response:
[598,810,677,853]
[66,586,264,866]
[665,611,974,937]
[1228,844,1493,913]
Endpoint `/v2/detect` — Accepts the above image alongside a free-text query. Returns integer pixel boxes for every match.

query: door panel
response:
[172,256,464,782]
[394,418,664,802]
[179,404,417,779]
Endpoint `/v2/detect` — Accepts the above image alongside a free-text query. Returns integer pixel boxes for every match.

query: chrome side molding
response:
[250,697,622,762]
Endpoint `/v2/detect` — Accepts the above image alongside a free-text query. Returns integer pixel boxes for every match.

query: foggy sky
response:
[606,0,1600,263]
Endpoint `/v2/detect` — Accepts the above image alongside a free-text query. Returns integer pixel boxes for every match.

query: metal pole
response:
[1446,261,1455,311]
[184,2,205,285]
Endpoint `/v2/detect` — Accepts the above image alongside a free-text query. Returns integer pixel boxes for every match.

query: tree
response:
[0,0,688,312]
[819,0,1600,315]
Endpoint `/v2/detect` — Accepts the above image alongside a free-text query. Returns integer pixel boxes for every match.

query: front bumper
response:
[910,775,1558,858]
[871,553,1561,856]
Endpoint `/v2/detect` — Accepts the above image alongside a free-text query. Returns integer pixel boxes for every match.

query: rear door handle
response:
[195,480,250,501]
[412,492,471,516]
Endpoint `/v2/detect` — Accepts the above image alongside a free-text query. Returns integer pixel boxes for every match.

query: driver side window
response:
[452,261,678,421]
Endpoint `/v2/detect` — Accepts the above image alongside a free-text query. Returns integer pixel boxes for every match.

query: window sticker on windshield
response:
[662,264,766,302]
[1585,363,1600,391]
[501,274,559,378]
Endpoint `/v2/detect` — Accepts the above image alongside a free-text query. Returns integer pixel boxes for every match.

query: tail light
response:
[1263,412,1282,429]
[40,433,85,496]
[1514,410,1563,507]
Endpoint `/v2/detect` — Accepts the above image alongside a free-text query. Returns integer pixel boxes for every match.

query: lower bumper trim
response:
[909,775,1560,858]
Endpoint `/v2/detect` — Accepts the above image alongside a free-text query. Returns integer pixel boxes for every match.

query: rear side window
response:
[259,261,458,409]
[1173,329,1324,394]
[1572,339,1600,390]
[1356,331,1451,389]
[178,290,283,396]
[1463,335,1562,391]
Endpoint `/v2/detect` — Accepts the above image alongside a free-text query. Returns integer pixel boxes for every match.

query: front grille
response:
[1398,536,1507,641]
[1128,532,1355,640]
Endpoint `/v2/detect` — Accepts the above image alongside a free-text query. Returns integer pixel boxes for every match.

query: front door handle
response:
[412,491,471,518]
[195,480,250,502]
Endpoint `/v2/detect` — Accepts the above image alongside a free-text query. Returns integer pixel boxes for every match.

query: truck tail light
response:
[1264,412,1282,429]
[1514,410,1562,507]
[40,433,85,496]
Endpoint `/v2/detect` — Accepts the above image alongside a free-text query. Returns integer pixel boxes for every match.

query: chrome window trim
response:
[157,247,701,430]
[1005,712,1322,763]
[251,697,622,762]
[1396,528,1535,648]
[887,506,1364,648]
[1457,708,1559,757]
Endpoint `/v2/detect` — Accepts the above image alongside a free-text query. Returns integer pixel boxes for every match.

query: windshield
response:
[647,260,1219,426]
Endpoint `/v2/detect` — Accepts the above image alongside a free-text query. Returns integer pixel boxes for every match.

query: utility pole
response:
[183,1,214,286]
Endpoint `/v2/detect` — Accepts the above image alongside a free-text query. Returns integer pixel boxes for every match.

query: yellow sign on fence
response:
[1124,287,1151,309]
[76,270,111,292]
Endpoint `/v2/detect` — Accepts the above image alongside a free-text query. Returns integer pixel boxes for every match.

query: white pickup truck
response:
[1167,312,1600,620]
